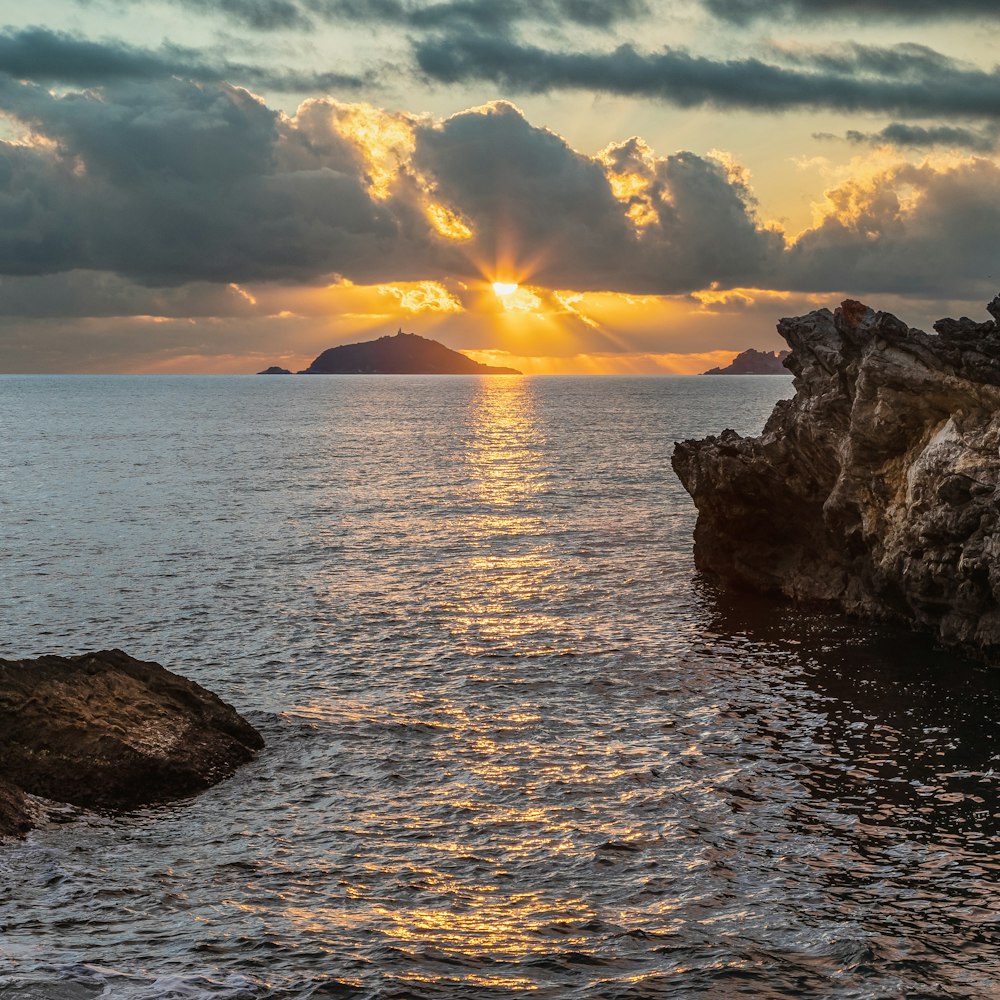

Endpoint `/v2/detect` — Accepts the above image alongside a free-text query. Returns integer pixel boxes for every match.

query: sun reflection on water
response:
[465,375,546,509]
[257,378,900,988]
[276,702,671,963]
[373,889,595,955]
[446,377,574,652]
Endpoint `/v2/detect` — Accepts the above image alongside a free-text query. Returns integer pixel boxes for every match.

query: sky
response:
[1,1,998,373]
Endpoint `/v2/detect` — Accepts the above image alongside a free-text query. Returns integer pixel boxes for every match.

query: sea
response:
[1,374,999,1000]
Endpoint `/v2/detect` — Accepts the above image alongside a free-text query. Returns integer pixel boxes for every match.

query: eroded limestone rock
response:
[672,296,1000,662]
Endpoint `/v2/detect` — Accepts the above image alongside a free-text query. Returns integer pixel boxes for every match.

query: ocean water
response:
[1,374,999,999]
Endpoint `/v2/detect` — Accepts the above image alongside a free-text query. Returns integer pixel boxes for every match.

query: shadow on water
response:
[678,582,1000,995]
[699,579,1000,836]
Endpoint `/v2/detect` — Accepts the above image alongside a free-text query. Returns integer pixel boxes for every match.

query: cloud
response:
[0,26,214,84]
[0,77,411,285]
[784,158,1000,298]
[0,271,262,317]
[178,0,314,31]
[0,79,781,293]
[703,0,1000,24]
[14,22,1000,129]
[1,70,996,311]
[413,34,1000,121]
[814,123,1000,154]
[775,41,969,79]
[0,26,368,90]
[85,0,648,33]
[412,102,636,284]
[412,102,781,293]
[333,0,649,30]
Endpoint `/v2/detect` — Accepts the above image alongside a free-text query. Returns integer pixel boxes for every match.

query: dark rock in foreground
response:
[703,348,791,375]
[258,365,292,375]
[297,329,522,375]
[0,779,32,839]
[673,295,1000,662]
[0,649,263,839]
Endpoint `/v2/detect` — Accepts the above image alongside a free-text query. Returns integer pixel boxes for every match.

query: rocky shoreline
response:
[673,296,1000,663]
[0,649,263,839]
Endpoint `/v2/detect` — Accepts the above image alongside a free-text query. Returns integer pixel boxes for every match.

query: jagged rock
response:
[0,649,263,839]
[672,296,1000,662]
[703,348,791,375]
[986,295,1000,325]
[258,366,292,374]
[0,779,32,839]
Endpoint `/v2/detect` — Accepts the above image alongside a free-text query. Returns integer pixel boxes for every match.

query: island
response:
[263,330,522,375]
[703,348,790,375]
[673,295,1000,664]
[258,366,292,375]
[0,649,263,839]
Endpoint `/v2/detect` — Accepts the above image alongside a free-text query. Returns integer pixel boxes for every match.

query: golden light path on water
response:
[275,379,677,973]
[456,377,558,647]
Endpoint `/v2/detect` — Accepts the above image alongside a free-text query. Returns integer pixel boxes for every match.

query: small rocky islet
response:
[260,329,522,375]
[0,649,262,839]
[674,295,1000,664]
[702,347,791,375]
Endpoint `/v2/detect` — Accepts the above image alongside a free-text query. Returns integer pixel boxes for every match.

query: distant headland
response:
[703,348,790,375]
[260,330,521,375]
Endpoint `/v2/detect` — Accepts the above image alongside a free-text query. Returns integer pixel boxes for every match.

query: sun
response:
[492,281,519,298]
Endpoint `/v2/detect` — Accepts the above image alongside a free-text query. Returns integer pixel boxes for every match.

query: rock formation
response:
[258,365,292,374]
[296,330,522,375]
[0,649,263,839]
[703,348,791,375]
[0,779,32,839]
[673,296,1000,662]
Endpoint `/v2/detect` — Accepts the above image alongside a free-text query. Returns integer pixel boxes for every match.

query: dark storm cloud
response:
[413,34,1000,121]
[2,71,995,305]
[93,0,647,32]
[334,0,649,30]
[784,160,1000,299]
[0,272,260,318]
[0,26,367,90]
[816,123,1000,153]
[0,76,779,295]
[703,0,1000,23]
[0,77,417,285]
[0,27,209,83]
[189,0,313,30]
[413,103,640,286]
[412,102,781,293]
[777,41,965,79]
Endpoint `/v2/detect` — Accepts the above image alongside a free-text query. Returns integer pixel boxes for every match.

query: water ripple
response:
[1,374,999,998]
